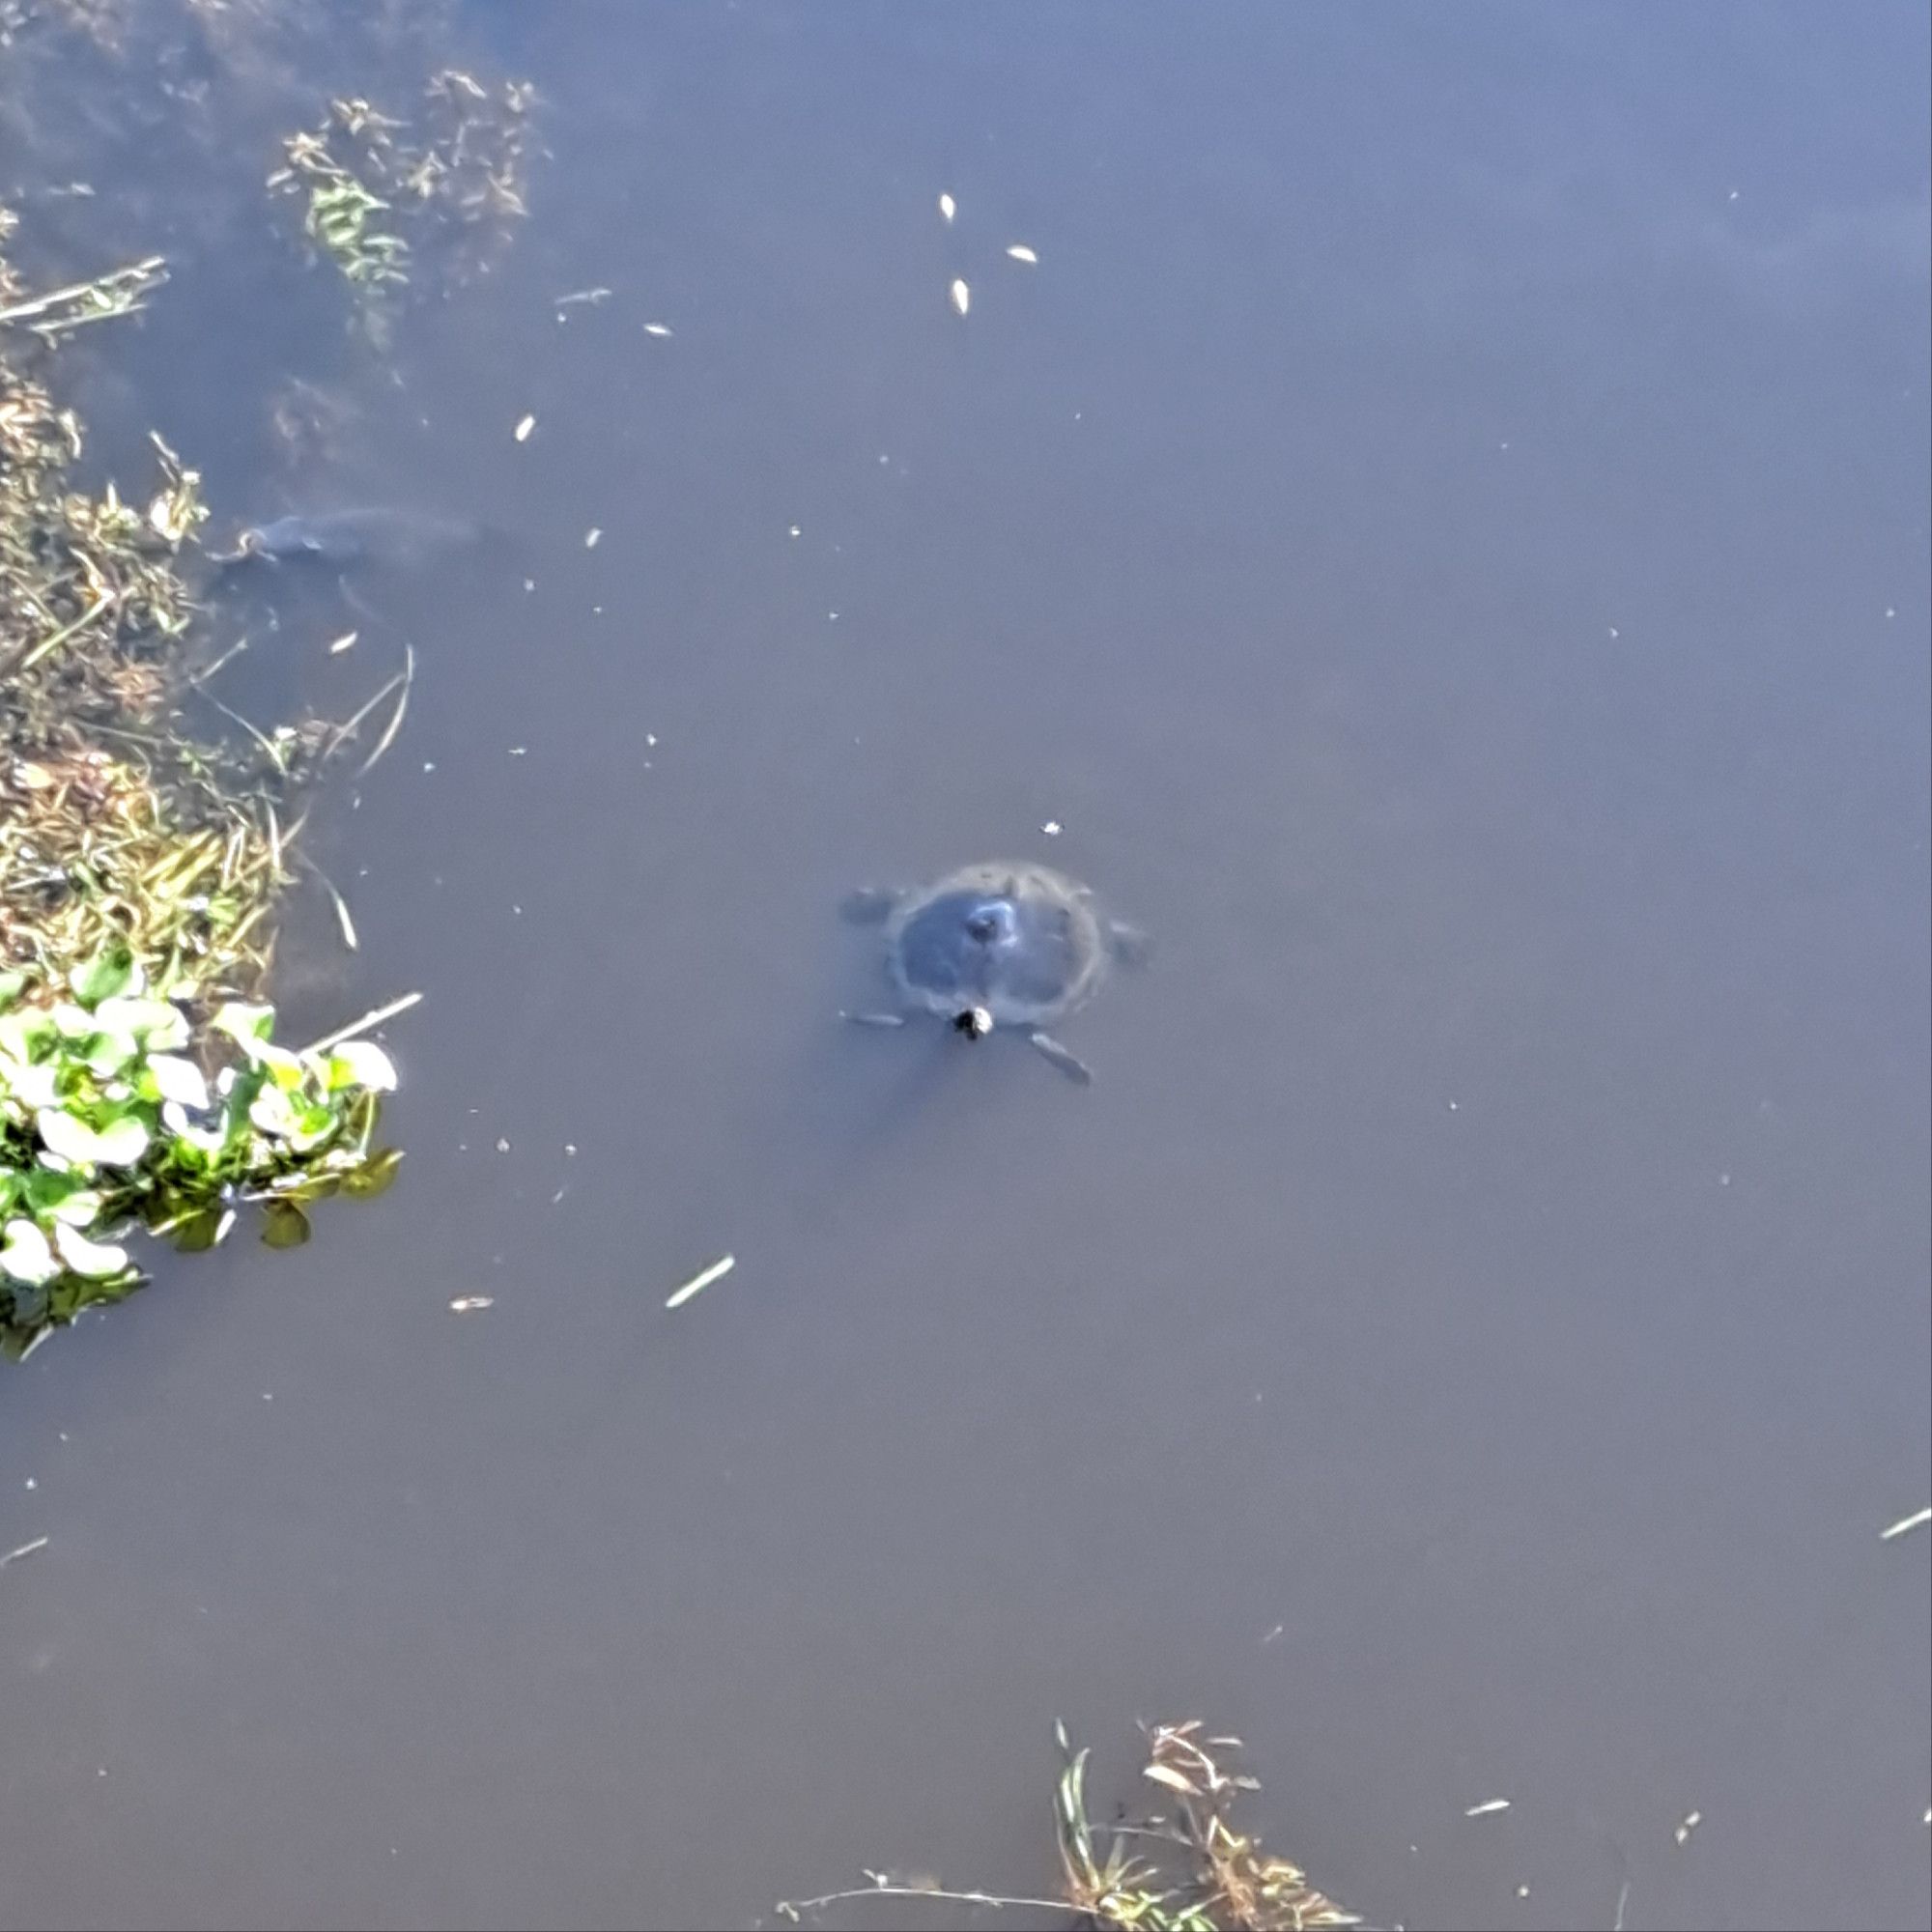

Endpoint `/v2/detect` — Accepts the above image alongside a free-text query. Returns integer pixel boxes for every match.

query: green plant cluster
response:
[0,950,401,1359]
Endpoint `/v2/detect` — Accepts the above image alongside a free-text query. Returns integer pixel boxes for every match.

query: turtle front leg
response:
[838,886,899,925]
[1028,1031,1094,1084]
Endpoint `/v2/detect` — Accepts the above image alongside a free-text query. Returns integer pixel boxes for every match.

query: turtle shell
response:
[883,861,1110,1028]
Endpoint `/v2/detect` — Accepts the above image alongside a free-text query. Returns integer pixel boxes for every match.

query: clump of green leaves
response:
[0,950,402,1360]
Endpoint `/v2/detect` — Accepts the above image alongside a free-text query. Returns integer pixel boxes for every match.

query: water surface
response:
[3,6,1928,1929]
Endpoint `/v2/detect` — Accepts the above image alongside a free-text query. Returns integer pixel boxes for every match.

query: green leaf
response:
[0,1007,54,1060]
[260,1201,311,1249]
[145,1053,210,1110]
[341,1148,404,1199]
[47,1188,103,1228]
[169,1207,233,1253]
[248,1084,298,1138]
[0,1220,58,1286]
[0,969,29,1010]
[82,1029,138,1077]
[211,1002,276,1054]
[0,1052,58,1108]
[95,997,190,1052]
[325,1039,398,1094]
[52,1222,130,1279]
[36,1107,151,1169]
[70,946,139,1008]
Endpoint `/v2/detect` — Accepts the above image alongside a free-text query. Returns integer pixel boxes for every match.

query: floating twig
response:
[298,989,424,1058]
[666,1254,735,1310]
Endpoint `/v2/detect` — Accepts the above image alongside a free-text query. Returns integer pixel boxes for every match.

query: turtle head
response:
[953,1006,994,1038]
[962,898,1018,948]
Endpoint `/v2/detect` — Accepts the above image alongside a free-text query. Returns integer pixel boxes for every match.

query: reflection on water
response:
[3,4,1928,1929]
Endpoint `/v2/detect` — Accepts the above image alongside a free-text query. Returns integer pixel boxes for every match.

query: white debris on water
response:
[513,412,535,441]
[1006,243,1038,264]
[666,1253,735,1310]
[949,277,970,316]
[937,191,956,223]
[1463,1799,1511,1818]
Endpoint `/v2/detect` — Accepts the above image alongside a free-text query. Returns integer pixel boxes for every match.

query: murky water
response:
[4,6,1928,1928]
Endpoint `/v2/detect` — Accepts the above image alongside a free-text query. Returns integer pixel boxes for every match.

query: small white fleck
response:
[1719,1173,1731,1186]
[1607,626,1620,639]
[642,322,673,338]
[645,733,658,747]
[1446,1098,1459,1111]
[949,277,971,317]
[1675,1808,1702,1845]
[1516,1885,1530,1900]
[937,191,956,223]
[511,905,523,917]
[262,1392,272,1402]
[1464,1799,1511,1818]
[1727,188,1740,201]
[1885,607,1896,619]
[422,760,436,773]
[564,1143,578,1156]
[508,746,527,756]
[788,524,802,538]
[1006,243,1038,265]
[449,1296,494,1313]
[1041,819,1063,837]
[585,528,602,548]
[328,630,358,654]
[496,1137,512,1153]
[523,578,536,593]
[513,412,536,441]
[23,1478,35,1490]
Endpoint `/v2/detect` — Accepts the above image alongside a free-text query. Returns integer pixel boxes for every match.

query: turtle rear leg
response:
[1028,1030,1094,1084]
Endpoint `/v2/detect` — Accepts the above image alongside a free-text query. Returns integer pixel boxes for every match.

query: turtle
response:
[840,860,1148,1083]
[207,507,484,571]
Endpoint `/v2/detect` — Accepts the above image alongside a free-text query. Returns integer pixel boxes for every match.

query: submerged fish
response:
[214,507,485,570]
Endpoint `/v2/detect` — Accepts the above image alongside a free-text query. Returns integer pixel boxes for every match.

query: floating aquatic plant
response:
[778,1719,1358,1932]
[1,198,414,1359]
[269,71,539,314]
[0,953,405,1359]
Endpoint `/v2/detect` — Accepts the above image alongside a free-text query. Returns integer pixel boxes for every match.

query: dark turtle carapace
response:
[208,507,483,571]
[841,860,1147,1083]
